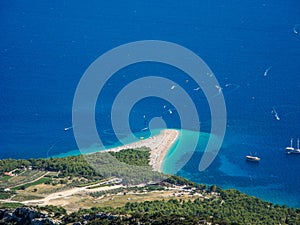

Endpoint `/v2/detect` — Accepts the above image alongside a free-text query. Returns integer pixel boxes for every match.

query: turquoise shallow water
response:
[163,129,205,174]
[163,129,300,208]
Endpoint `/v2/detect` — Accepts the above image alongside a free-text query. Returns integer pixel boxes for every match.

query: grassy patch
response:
[87,183,114,189]
[0,202,24,209]
[76,178,111,187]
[0,175,11,183]
[0,189,16,199]
[0,192,13,199]
[26,183,64,195]
[12,177,51,190]
[11,194,43,201]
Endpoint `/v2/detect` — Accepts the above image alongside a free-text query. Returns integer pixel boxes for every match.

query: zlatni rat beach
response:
[100,129,179,172]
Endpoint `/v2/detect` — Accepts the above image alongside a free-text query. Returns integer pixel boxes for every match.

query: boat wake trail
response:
[271,107,280,121]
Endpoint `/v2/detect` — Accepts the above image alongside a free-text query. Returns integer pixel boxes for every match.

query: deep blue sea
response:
[1,1,300,207]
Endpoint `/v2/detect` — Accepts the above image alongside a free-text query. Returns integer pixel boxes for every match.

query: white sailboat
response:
[286,138,300,154]
[286,138,295,152]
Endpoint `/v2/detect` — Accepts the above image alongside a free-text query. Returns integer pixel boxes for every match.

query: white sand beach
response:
[101,129,179,172]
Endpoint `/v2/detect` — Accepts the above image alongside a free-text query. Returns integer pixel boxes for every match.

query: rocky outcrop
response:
[0,207,61,225]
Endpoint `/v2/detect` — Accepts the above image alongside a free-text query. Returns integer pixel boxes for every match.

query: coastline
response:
[100,129,179,172]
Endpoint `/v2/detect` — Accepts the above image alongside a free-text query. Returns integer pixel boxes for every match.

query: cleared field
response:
[11,194,44,202]
[44,190,201,212]
[0,170,49,189]
[0,176,11,183]
[12,177,51,190]
[0,202,24,209]
[92,191,200,208]
[0,192,12,199]
[25,183,65,195]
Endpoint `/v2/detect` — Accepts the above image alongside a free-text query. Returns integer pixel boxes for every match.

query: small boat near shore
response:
[246,155,260,162]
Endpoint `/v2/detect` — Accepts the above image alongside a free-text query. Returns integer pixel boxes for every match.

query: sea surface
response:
[1,1,300,207]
